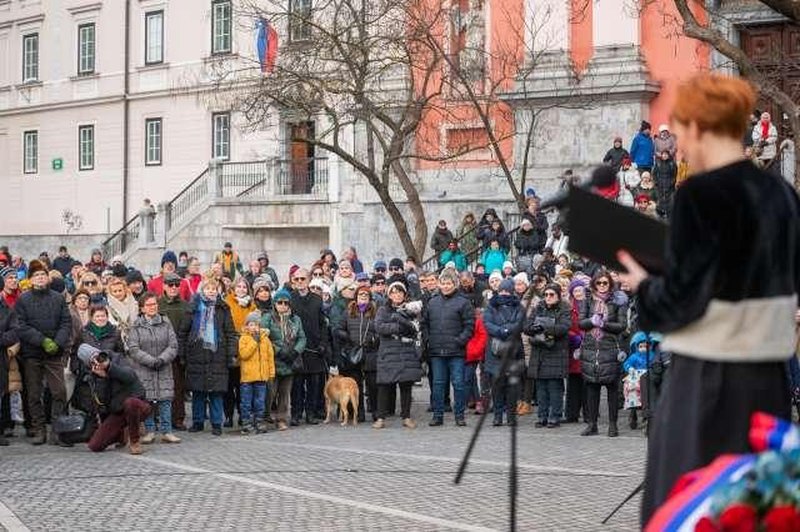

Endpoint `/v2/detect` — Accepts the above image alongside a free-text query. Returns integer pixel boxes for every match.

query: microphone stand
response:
[455,344,522,531]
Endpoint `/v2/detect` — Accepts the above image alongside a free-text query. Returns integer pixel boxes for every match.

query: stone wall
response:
[0,234,109,264]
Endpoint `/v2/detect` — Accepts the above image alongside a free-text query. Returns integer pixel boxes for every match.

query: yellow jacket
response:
[238,330,275,383]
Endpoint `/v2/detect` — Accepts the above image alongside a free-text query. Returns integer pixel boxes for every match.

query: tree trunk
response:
[392,161,428,260]
[374,182,420,260]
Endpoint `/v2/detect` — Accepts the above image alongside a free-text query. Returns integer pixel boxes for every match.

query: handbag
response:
[343,346,364,366]
[53,412,95,444]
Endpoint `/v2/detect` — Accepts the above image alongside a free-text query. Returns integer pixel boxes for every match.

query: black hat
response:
[50,277,66,294]
[164,272,181,284]
[641,120,652,132]
[126,269,145,285]
[224,242,233,248]
[389,258,404,270]
[371,273,386,285]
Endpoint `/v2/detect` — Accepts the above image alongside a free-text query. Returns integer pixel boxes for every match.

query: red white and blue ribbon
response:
[749,411,800,452]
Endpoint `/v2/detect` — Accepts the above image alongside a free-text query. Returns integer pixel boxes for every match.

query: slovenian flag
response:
[255,18,278,74]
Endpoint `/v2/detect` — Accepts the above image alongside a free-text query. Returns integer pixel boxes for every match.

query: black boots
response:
[581,424,598,436]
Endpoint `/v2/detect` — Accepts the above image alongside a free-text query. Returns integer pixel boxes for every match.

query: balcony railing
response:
[237,157,328,200]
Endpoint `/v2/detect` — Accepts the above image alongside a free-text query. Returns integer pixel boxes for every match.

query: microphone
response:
[539,166,618,211]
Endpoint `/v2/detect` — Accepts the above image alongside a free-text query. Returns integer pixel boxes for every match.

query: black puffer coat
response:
[422,292,474,358]
[15,288,72,359]
[515,228,542,256]
[179,295,237,393]
[335,303,380,372]
[374,304,423,384]
[525,300,571,379]
[578,293,628,384]
[0,300,19,395]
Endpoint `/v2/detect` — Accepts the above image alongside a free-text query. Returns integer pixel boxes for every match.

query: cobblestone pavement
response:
[0,387,646,531]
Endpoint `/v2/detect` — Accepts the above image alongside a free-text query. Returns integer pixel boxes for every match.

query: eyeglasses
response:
[374,281,385,286]
[312,272,324,277]
[544,292,558,297]
[374,268,386,273]
[166,282,181,288]
[309,286,322,292]
[389,267,402,272]
[275,300,289,306]
[595,281,610,286]
[357,292,370,298]
[293,277,307,282]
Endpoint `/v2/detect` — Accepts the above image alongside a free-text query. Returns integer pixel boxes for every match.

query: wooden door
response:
[288,122,314,193]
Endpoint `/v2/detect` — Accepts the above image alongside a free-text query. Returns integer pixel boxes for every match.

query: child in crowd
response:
[623,331,651,430]
[238,311,275,434]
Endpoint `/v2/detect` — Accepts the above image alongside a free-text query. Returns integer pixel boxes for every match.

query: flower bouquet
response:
[646,413,800,532]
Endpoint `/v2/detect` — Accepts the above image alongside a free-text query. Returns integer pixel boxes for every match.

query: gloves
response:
[152,358,165,370]
[530,324,544,335]
[590,314,604,328]
[42,338,59,355]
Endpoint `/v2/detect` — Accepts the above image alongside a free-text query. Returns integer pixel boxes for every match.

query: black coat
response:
[52,256,75,277]
[525,301,571,379]
[290,291,330,374]
[652,158,677,214]
[422,292,474,358]
[374,304,423,384]
[521,212,549,253]
[335,304,380,372]
[430,227,454,254]
[515,228,542,256]
[578,295,628,384]
[603,146,630,172]
[15,288,72,359]
[72,354,146,416]
[482,295,525,377]
[179,296,237,393]
[81,325,125,358]
[0,300,19,395]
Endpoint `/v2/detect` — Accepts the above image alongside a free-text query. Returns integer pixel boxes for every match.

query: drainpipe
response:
[122,0,131,227]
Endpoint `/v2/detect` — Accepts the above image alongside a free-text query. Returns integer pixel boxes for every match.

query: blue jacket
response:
[623,331,653,372]
[482,294,525,376]
[630,132,655,169]
[480,249,507,275]
[439,250,467,272]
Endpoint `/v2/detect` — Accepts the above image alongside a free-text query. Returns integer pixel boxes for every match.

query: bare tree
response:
[653,0,800,189]
[205,0,479,259]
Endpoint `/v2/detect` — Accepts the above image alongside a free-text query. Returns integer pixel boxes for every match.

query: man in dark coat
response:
[290,268,330,425]
[422,270,474,426]
[159,272,190,431]
[15,260,72,445]
[52,246,75,278]
[430,220,454,255]
[602,136,630,172]
[0,292,19,447]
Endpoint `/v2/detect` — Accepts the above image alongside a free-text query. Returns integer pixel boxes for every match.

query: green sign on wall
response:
[52,158,63,170]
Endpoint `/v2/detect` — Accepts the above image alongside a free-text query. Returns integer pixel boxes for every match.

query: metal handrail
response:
[167,168,210,232]
[420,223,479,272]
[423,223,522,274]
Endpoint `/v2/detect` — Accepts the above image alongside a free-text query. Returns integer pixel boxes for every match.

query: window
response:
[289,0,312,42]
[145,118,162,165]
[22,33,39,82]
[145,11,164,65]
[78,125,94,170]
[211,1,232,54]
[23,130,38,174]
[212,112,230,160]
[77,23,96,75]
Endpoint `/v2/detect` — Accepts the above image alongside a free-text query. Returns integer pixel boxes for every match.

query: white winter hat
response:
[502,261,513,270]
[488,270,503,282]
[513,272,529,286]
[658,124,669,133]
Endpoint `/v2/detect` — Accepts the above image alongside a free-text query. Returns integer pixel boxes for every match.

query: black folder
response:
[566,186,668,275]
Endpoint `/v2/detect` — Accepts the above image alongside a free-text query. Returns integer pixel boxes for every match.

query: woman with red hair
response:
[618,74,800,525]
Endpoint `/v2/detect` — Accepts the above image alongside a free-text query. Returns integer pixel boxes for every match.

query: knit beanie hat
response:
[568,279,587,297]
[126,269,145,285]
[273,288,292,302]
[0,266,15,279]
[245,311,261,325]
[387,281,407,295]
[513,272,529,286]
[27,259,48,279]
[388,258,404,270]
[438,269,458,286]
[498,278,515,294]
[488,270,503,283]
[161,250,178,267]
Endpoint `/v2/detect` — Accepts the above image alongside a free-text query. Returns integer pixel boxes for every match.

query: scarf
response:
[277,311,295,348]
[255,299,272,312]
[87,322,113,340]
[195,295,218,352]
[761,120,769,140]
[235,294,252,307]
[357,302,368,313]
[590,291,611,341]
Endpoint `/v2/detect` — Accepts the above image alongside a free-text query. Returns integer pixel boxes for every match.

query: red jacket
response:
[179,274,201,302]
[466,317,488,364]
[148,274,193,302]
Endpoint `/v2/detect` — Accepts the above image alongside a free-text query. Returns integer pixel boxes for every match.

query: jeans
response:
[291,373,323,420]
[144,400,173,434]
[191,391,224,428]
[536,378,565,423]
[428,366,450,409]
[88,397,152,451]
[431,356,465,420]
[240,381,268,426]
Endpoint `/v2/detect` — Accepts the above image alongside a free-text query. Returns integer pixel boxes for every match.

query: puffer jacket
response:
[238,331,275,383]
[335,304,380,372]
[479,249,507,274]
[482,294,525,377]
[422,291,474,358]
[578,293,628,384]
[374,303,423,385]
[515,228,542,256]
[127,314,178,400]
[261,311,306,377]
[15,288,71,359]
[0,300,19,395]
[179,295,237,393]
[525,300,571,380]
[430,226,454,254]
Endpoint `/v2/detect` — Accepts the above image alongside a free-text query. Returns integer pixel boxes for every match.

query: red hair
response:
[671,74,756,140]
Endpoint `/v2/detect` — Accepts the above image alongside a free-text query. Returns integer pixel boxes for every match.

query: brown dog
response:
[323,375,360,426]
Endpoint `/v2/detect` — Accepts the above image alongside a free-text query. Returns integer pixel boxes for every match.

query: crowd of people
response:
[1,118,798,456]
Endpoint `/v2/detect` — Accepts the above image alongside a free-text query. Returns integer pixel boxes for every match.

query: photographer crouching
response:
[74,344,151,455]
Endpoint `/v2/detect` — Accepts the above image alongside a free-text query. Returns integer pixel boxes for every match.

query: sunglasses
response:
[312,272,324,277]
[275,300,289,306]
[166,281,181,287]
[595,281,610,286]
[83,281,98,286]
[544,292,558,297]
[389,267,402,272]
[375,268,386,273]
[309,286,322,291]
[293,277,307,282]
[374,281,385,286]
